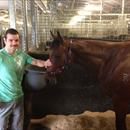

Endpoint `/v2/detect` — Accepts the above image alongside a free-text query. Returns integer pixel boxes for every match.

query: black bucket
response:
[23,65,48,91]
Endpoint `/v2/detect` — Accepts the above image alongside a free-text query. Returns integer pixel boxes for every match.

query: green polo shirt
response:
[0,48,33,102]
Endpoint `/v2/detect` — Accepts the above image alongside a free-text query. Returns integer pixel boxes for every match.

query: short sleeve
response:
[23,53,33,64]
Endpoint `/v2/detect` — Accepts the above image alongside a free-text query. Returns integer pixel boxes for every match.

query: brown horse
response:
[48,31,130,130]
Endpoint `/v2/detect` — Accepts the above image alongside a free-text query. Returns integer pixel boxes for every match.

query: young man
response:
[0,28,52,130]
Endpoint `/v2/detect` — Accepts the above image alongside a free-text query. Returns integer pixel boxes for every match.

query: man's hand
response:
[44,59,52,68]
[31,58,52,68]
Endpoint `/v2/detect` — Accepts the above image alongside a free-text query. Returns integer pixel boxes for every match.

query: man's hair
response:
[4,28,19,39]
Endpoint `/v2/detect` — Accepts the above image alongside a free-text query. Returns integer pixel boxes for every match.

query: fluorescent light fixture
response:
[58,2,62,7]
[77,10,91,16]
[0,17,24,25]
[1,18,9,22]
[46,10,51,13]
[68,3,102,26]
[0,17,4,21]
[126,18,130,21]
[17,21,23,25]
[0,15,8,21]
[0,0,8,9]
[84,4,102,11]
[68,15,85,26]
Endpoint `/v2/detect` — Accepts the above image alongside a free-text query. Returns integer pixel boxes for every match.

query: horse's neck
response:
[71,40,114,60]
[68,39,130,67]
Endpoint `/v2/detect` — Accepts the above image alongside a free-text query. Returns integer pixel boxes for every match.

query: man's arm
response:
[31,59,52,68]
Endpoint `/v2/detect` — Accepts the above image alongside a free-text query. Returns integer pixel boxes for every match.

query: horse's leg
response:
[24,91,33,130]
[113,96,129,130]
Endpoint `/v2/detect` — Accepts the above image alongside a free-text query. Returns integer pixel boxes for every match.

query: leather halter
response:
[47,40,72,76]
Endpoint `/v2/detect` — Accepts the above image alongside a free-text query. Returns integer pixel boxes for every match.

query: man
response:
[0,28,52,130]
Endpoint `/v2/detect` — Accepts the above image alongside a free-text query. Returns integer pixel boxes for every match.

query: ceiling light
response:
[77,11,91,16]
[68,15,85,26]
[84,4,102,11]
[58,2,62,7]
[0,14,8,21]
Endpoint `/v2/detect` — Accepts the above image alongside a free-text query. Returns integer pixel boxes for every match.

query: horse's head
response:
[47,31,72,75]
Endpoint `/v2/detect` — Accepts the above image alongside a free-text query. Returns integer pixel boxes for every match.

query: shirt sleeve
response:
[24,53,33,64]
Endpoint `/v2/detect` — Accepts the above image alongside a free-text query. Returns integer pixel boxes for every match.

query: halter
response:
[64,39,73,65]
[47,39,72,76]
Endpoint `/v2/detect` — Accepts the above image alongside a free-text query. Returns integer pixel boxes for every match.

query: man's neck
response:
[4,47,16,55]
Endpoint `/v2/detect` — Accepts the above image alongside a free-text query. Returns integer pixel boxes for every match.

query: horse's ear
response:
[57,31,63,43]
[57,31,61,37]
[50,31,56,38]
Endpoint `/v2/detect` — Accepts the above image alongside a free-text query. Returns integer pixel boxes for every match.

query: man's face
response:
[4,33,20,52]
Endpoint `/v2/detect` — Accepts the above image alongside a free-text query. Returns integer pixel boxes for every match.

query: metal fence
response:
[0,0,130,51]
[40,0,130,41]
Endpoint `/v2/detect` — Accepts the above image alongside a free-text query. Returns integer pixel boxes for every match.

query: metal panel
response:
[39,0,130,41]
[0,0,130,52]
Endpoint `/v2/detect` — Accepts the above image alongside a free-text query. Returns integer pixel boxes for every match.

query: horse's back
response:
[100,46,130,98]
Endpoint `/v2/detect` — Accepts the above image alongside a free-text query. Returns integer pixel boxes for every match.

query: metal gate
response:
[0,0,130,51]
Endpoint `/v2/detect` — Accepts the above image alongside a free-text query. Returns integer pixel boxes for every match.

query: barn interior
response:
[0,0,130,50]
[0,0,130,130]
